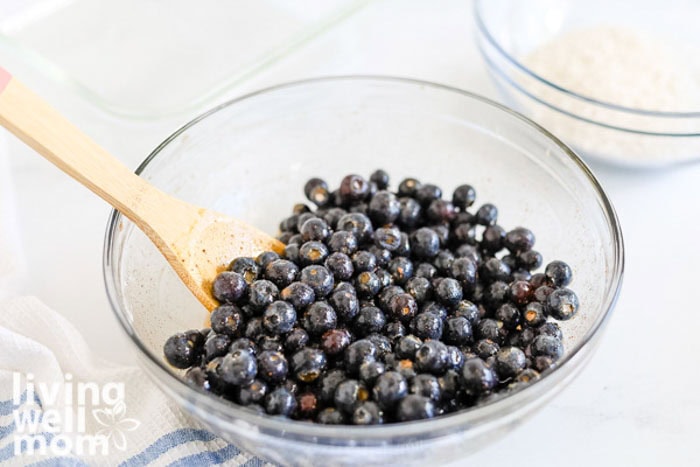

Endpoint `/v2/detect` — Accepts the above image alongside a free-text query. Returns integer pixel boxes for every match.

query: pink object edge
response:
[0,67,12,94]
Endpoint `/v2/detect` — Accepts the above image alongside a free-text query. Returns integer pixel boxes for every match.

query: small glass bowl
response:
[103,77,624,466]
[475,0,700,169]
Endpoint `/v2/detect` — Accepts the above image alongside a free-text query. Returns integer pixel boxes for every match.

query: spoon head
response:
[169,209,284,311]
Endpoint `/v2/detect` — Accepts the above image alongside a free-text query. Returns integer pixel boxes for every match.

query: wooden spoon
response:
[0,67,284,310]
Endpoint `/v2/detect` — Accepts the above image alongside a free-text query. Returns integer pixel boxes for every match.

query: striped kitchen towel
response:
[0,296,271,466]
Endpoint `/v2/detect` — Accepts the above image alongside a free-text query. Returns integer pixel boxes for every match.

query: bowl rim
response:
[473,0,700,119]
[103,75,625,440]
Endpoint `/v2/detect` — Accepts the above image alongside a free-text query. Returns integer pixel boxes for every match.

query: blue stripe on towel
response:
[0,409,42,439]
[0,390,43,416]
[27,457,89,467]
[118,428,218,466]
[167,444,242,467]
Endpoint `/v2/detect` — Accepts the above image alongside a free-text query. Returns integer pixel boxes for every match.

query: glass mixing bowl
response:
[103,77,624,466]
[475,0,700,169]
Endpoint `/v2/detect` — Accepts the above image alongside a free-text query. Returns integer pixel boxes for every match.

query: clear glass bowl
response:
[475,0,700,169]
[103,77,624,466]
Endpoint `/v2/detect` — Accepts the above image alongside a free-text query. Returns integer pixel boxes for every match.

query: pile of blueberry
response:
[163,170,579,425]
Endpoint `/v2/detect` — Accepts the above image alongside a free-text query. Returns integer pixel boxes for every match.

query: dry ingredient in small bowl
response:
[162,171,579,424]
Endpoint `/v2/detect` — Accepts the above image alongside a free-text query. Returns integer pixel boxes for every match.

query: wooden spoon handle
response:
[0,68,184,229]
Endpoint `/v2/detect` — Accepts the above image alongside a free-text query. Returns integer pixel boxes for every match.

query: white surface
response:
[2,0,699,465]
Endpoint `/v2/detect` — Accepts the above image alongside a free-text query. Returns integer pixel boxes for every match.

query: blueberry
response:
[415,183,442,207]
[368,246,392,268]
[262,301,297,335]
[354,271,381,298]
[396,334,423,359]
[247,280,279,310]
[212,271,248,304]
[374,226,402,251]
[280,282,316,310]
[256,251,280,268]
[264,259,299,289]
[410,312,443,340]
[455,244,481,264]
[370,169,390,189]
[495,303,521,330]
[474,339,500,360]
[204,333,232,361]
[481,225,506,253]
[432,250,455,275]
[284,328,309,353]
[344,339,378,374]
[461,358,497,396]
[451,223,476,246]
[453,300,480,324]
[410,374,441,401]
[329,289,360,322]
[397,197,422,227]
[508,327,536,348]
[339,174,370,205]
[299,241,329,266]
[327,231,358,255]
[398,177,421,196]
[510,280,534,306]
[164,330,205,369]
[385,321,406,341]
[395,232,411,257]
[404,277,432,304]
[533,355,555,372]
[337,213,374,243]
[534,285,555,303]
[410,227,440,259]
[317,407,346,424]
[210,305,244,337]
[220,349,257,385]
[381,294,415,325]
[426,199,456,223]
[438,369,461,400]
[323,207,348,230]
[237,379,267,405]
[495,347,527,379]
[546,288,579,320]
[435,277,463,306]
[304,177,331,207]
[373,371,408,409]
[321,328,352,356]
[375,268,393,288]
[475,203,498,226]
[414,341,450,375]
[484,281,511,310]
[229,257,260,284]
[325,252,354,281]
[291,348,327,383]
[443,316,472,346]
[283,244,300,263]
[396,395,435,421]
[351,250,377,273]
[265,387,297,416]
[184,367,211,391]
[476,318,505,344]
[538,322,563,340]
[531,334,564,360]
[359,360,386,385]
[430,224,450,247]
[303,301,337,336]
[369,191,400,225]
[518,250,543,270]
[300,265,334,298]
[545,260,573,287]
[504,227,535,254]
[256,350,288,384]
[522,302,546,327]
[353,401,384,425]
[452,184,476,209]
[387,256,414,285]
[300,218,331,243]
[318,369,348,404]
[414,262,438,280]
[354,306,386,336]
[335,379,369,413]
[480,258,511,283]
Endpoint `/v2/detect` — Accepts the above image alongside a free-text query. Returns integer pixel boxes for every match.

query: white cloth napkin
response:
[0,139,268,466]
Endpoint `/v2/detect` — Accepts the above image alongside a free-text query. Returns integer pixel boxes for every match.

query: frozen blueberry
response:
[452,184,476,210]
[238,379,267,406]
[410,373,441,401]
[280,282,316,310]
[353,401,384,425]
[396,395,435,421]
[443,316,472,346]
[212,271,247,304]
[370,169,390,189]
[373,371,408,409]
[257,350,288,384]
[369,191,400,225]
[531,334,564,360]
[461,358,497,396]
[545,260,573,287]
[321,328,352,356]
[339,174,370,205]
[387,257,414,285]
[414,341,450,375]
[354,271,381,299]
[325,252,354,281]
[344,339,378,375]
[229,257,260,284]
[265,387,297,416]
[398,197,422,227]
[248,280,279,310]
[299,241,329,266]
[291,348,327,383]
[300,265,334,298]
[220,349,257,385]
[410,312,443,340]
[284,328,309,353]
[164,330,205,369]
[334,379,369,414]
[546,288,579,320]
[435,277,463,307]
[410,227,440,259]
[337,213,374,243]
[264,259,299,288]
[303,301,337,336]
[263,301,297,335]
[495,347,527,379]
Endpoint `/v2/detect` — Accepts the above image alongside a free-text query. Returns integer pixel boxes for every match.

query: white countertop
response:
[3,0,699,465]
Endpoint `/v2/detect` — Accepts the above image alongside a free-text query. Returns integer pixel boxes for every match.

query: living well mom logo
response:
[10,372,140,456]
